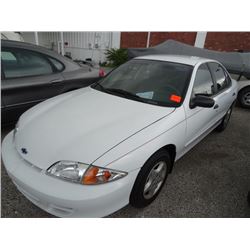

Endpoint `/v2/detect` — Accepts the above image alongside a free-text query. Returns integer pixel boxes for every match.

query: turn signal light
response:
[82,166,127,185]
[82,166,112,185]
[82,166,99,184]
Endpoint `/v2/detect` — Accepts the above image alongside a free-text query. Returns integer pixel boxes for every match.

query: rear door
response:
[1,47,64,124]
[208,62,235,121]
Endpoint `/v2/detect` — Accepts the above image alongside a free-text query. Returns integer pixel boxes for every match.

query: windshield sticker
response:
[170,94,182,103]
[136,91,154,99]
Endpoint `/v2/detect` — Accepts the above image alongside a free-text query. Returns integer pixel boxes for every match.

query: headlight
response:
[46,161,88,183]
[46,161,127,185]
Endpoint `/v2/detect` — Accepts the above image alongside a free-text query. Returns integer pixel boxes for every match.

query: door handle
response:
[50,79,62,84]
[232,92,236,96]
[214,104,219,109]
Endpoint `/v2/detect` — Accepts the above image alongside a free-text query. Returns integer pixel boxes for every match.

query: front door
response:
[185,63,217,150]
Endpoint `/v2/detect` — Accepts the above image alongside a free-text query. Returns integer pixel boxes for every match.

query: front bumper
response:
[2,131,139,217]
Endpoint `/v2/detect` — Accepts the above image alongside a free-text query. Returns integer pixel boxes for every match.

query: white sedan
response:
[2,55,238,217]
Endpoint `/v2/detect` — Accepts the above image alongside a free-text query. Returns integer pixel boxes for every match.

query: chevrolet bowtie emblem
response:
[21,148,28,154]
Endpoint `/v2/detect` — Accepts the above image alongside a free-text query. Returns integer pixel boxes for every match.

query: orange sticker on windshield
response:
[170,94,182,103]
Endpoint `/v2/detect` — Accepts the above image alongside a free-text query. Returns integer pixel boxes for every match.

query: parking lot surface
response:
[1,106,250,218]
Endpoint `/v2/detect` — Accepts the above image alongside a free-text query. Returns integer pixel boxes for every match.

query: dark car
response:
[1,40,102,125]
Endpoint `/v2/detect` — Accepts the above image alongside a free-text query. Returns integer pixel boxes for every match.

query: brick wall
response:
[121,32,197,48]
[204,32,250,52]
[149,32,197,46]
[120,32,250,52]
[120,32,148,48]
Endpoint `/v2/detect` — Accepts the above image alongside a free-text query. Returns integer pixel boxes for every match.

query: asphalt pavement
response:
[1,106,250,217]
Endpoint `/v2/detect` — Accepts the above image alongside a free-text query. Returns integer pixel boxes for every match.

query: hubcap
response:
[143,161,167,200]
[242,92,250,106]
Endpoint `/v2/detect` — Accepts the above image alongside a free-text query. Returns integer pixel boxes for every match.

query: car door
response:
[207,62,235,121]
[1,47,64,124]
[184,63,218,150]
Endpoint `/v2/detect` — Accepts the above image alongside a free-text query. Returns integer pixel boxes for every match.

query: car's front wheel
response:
[130,150,171,208]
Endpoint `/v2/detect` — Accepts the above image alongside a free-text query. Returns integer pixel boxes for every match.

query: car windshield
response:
[92,59,193,107]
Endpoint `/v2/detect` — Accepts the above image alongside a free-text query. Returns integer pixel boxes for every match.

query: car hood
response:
[15,87,175,170]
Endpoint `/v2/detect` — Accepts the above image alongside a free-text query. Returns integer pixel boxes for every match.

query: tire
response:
[130,150,172,208]
[216,105,233,132]
[238,87,250,109]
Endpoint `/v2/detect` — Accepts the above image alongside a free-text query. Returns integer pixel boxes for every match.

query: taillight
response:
[99,68,105,77]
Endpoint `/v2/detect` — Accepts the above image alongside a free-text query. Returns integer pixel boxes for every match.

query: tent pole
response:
[194,32,207,48]
[34,32,39,45]
[60,32,65,56]
[146,32,151,48]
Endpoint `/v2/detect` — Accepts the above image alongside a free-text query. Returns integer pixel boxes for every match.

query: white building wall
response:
[1,32,24,41]
[63,32,121,63]
[21,32,121,63]
[38,32,60,49]
[21,32,36,44]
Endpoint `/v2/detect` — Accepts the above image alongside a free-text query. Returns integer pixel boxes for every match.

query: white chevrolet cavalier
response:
[2,55,238,217]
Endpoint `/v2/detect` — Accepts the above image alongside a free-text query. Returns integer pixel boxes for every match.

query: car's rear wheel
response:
[238,87,250,109]
[130,150,171,208]
[216,105,233,132]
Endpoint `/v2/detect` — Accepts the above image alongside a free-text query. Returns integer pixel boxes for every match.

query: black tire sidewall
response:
[129,150,172,208]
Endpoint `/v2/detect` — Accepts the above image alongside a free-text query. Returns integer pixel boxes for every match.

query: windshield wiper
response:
[105,88,162,105]
[105,88,141,99]
[93,82,106,91]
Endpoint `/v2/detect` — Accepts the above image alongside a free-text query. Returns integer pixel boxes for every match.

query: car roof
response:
[1,39,56,54]
[1,39,82,71]
[134,54,216,66]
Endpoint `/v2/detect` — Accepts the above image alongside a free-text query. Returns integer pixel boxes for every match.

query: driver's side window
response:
[192,64,215,98]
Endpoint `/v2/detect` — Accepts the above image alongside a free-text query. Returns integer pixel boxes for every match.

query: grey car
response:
[1,40,101,125]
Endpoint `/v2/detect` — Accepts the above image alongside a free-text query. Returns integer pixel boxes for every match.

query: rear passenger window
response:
[192,64,215,97]
[209,62,231,92]
[1,48,53,79]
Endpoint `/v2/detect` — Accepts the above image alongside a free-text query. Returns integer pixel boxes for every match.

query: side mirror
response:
[190,95,215,109]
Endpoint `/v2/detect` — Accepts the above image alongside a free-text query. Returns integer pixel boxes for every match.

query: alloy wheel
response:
[143,161,167,199]
[242,92,250,107]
